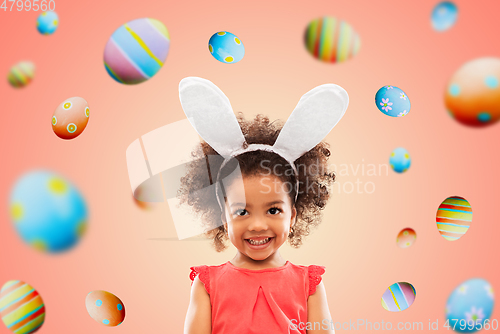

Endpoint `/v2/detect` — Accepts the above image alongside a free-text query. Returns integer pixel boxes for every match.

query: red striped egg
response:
[0,280,45,333]
[436,196,472,241]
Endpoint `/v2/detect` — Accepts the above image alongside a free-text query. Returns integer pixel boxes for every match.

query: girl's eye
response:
[234,209,247,216]
[269,207,282,215]
[233,208,282,216]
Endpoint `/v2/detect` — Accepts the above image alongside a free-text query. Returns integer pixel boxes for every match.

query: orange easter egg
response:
[52,97,90,139]
[396,228,416,248]
[85,290,125,327]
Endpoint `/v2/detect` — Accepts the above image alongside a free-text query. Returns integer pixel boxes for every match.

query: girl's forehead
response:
[225,174,291,201]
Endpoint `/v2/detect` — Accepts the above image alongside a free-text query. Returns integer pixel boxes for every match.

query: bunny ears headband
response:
[126,77,349,239]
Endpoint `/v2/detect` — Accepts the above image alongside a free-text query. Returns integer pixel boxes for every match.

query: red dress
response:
[189,261,326,334]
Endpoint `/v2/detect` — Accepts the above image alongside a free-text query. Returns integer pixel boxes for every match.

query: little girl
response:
[177,77,348,334]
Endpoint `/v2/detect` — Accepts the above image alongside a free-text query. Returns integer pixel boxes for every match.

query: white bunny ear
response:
[179,77,245,157]
[273,83,349,162]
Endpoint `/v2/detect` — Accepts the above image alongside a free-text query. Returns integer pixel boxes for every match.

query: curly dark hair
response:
[177,113,336,252]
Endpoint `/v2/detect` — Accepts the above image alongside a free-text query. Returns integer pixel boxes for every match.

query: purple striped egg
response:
[104,18,170,85]
[381,282,416,312]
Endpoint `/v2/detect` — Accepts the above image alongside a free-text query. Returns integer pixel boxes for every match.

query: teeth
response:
[248,238,270,245]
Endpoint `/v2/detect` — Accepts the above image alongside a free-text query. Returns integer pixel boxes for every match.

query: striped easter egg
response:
[0,280,45,334]
[103,18,170,85]
[436,196,472,241]
[7,61,35,88]
[304,17,361,63]
[381,282,416,312]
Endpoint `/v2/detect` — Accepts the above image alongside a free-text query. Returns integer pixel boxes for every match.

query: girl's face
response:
[223,174,296,262]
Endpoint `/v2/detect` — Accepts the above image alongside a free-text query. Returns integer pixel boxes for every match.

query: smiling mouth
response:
[245,237,273,246]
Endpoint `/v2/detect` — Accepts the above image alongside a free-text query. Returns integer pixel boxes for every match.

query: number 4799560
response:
[1,0,56,11]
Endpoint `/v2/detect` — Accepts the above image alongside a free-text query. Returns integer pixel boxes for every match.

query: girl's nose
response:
[248,218,269,232]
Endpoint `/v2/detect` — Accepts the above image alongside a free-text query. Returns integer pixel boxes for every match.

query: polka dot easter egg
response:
[446,278,494,333]
[7,61,35,88]
[37,11,59,35]
[9,170,88,253]
[104,18,170,84]
[389,147,411,173]
[52,97,90,140]
[381,282,416,312]
[304,17,361,63]
[436,196,472,241]
[396,228,416,248]
[0,280,45,334]
[376,85,411,117]
[86,291,125,326]
[445,57,500,127]
[431,2,458,32]
[208,31,245,64]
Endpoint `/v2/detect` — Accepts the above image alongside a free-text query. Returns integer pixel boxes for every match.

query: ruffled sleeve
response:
[189,265,210,294]
[308,265,326,296]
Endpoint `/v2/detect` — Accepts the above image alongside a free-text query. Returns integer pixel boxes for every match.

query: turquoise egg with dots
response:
[375,85,411,117]
[37,11,59,35]
[208,31,245,64]
[390,147,411,173]
[9,170,88,253]
[446,278,495,333]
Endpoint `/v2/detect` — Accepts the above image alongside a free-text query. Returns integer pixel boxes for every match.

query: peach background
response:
[1,0,500,332]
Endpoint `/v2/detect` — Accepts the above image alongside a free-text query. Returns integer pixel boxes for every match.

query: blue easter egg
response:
[432,2,458,32]
[390,147,411,173]
[208,31,245,64]
[37,11,59,35]
[446,278,495,333]
[10,170,88,253]
[375,85,411,117]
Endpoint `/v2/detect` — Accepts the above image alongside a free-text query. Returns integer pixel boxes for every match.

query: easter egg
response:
[432,2,458,31]
[52,97,90,140]
[208,31,245,64]
[37,11,58,35]
[304,17,360,63]
[375,85,411,117]
[0,280,45,333]
[7,61,35,88]
[445,57,500,127]
[104,18,170,84]
[381,282,416,312]
[9,170,88,253]
[396,228,416,248]
[86,291,125,326]
[436,196,472,241]
[389,147,411,173]
[446,278,494,333]
[133,181,158,210]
